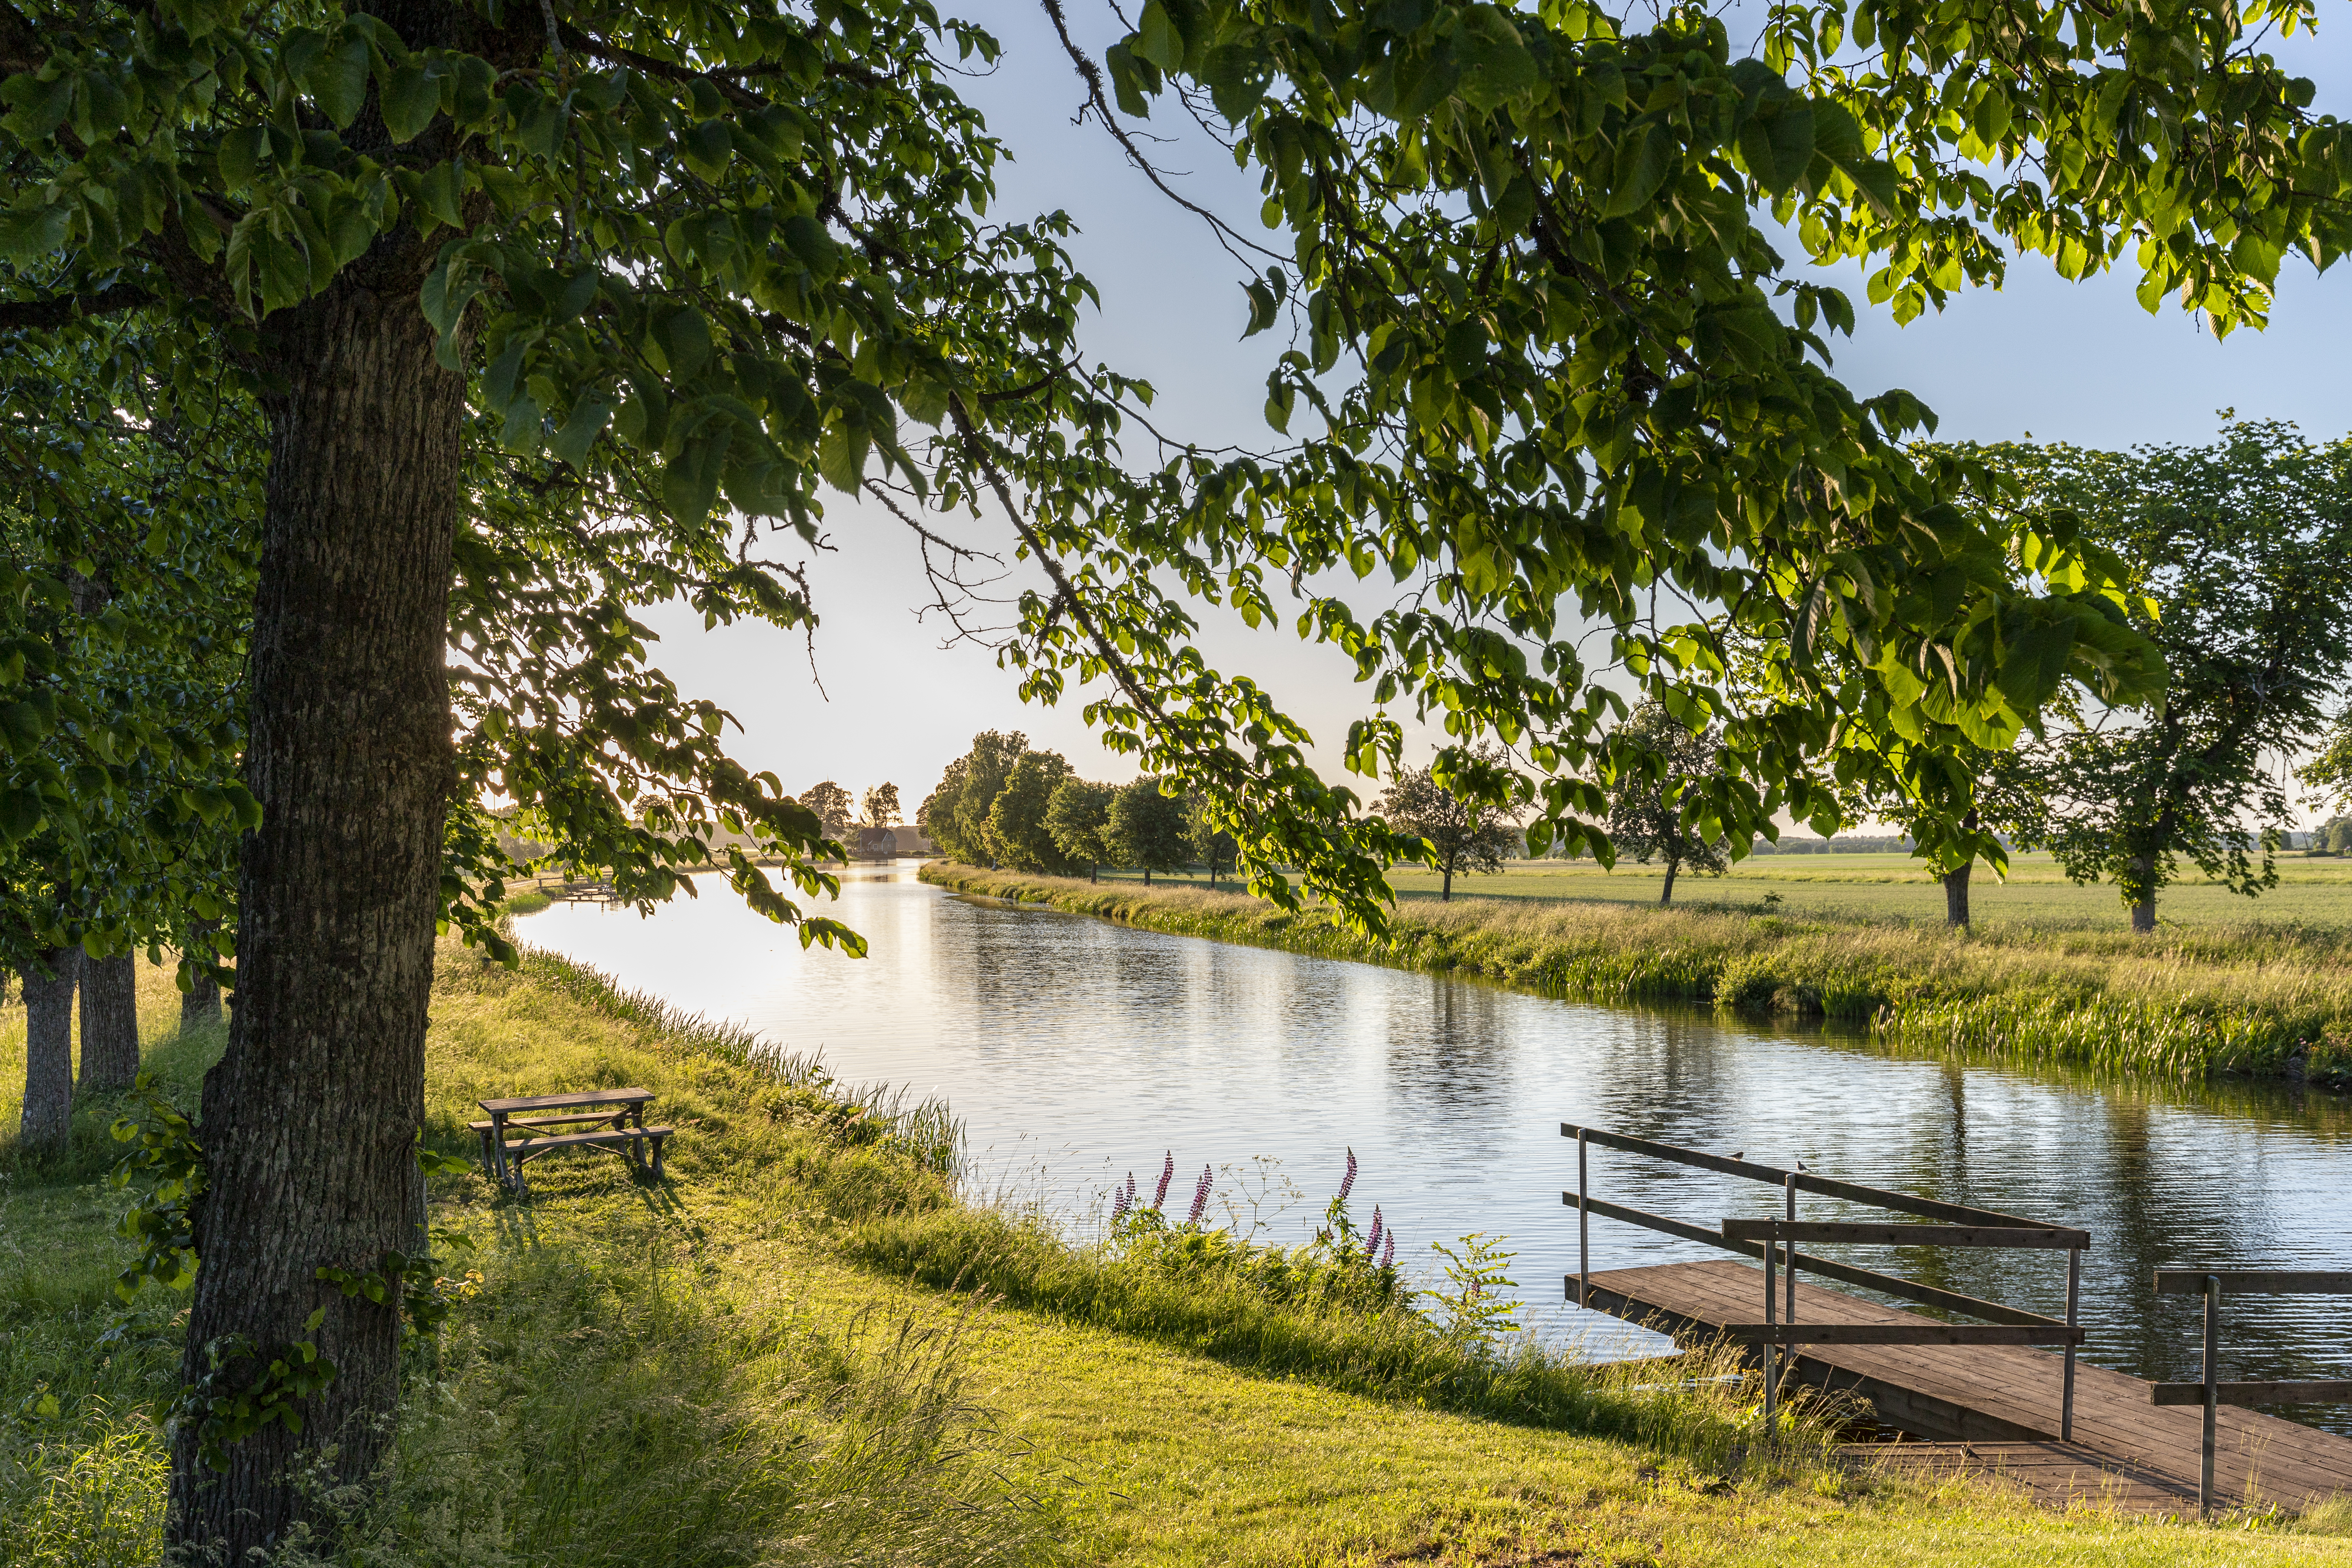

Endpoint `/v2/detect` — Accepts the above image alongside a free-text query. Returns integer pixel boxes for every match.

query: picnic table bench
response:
[471,1087,673,1194]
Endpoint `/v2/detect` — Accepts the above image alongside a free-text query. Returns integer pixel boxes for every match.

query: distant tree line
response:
[918,733,1238,886]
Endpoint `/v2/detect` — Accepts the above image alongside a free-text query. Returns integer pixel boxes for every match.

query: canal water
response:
[518,861,2352,1429]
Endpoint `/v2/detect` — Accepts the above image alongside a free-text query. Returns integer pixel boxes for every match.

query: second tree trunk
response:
[16,947,79,1152]
[78,952,141,1092]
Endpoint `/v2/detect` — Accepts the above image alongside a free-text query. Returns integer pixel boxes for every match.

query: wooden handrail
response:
[1563,1119,2088,1439]
[1722,1219,2087,1250]
[1560,1121,2065,1231]
[2153,1270,2352,1295]
[1562,1192,2071,1329]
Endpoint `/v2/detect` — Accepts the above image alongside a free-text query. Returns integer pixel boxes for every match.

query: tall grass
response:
[922,864,2352,1085]
[844,1202,1837,1477]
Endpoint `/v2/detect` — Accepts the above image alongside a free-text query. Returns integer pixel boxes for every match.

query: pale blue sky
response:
[648,3,2352,819]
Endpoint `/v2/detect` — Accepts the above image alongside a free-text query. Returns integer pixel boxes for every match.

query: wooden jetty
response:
[1586,1258,2352,1512]
[1562,1122,2352,1514]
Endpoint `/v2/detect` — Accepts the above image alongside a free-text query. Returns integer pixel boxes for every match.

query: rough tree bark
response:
[1659,858,1679,906]
[181,917,224,1031]
[77,951,141,1092]
[1943,862,1972,930]
[167,248,462,1552]
[15,946,78,1152]
[1440,861,1454,901]
[2129,853,2158,934]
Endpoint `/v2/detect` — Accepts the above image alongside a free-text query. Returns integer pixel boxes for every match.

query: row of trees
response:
[1576,423,2352,926]
[918,733,1236,884]
[0,0,2337,1552]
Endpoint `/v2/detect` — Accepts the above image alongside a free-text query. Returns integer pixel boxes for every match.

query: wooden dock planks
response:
[1584,1259,2352,1512]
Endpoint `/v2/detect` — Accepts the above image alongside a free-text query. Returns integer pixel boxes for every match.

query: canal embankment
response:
[919,863,2352,1088]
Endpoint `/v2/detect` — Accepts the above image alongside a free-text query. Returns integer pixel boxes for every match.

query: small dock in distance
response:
[1586,1259,2352,1513]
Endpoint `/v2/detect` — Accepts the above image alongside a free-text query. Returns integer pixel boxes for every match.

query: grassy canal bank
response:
[6,942,2352,1563]
[920,864,2352,1088]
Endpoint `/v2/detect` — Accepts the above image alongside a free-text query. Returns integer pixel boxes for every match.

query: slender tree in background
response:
[1602,705,1729,906]
[0,0,2334,1545]
[1377,750,1525,901]
[1045,778,1116,882]
[1107,779,1191,885]
[1992,424,2352,932]
[1184,793,1239,888]
[798,781,855,844]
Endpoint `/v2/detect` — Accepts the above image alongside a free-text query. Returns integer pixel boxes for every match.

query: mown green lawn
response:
[8,944,2352,1565]
[1102,852,2352,929]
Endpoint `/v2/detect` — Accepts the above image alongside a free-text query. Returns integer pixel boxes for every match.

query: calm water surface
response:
[520,862,2352,1427]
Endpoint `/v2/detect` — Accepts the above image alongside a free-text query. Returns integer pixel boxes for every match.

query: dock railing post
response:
[2201,1273,2220,1517]
[1762,1217,1778,1433]
[2061,1243,2079,1442]
[1577,1130,1589,1309]
[1783,1173,1797,1327]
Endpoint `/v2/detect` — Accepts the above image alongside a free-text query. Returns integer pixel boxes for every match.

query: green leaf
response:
[681,120,733,181]
[0,787,43,841]
[1452,10,1539,109]
[403,160,467,233]
[0,201,70,264]
[781,214,838,279]
[1740,99,1815,194]
[652,307,711,379]
[1103,42,1155,119]
[549,394,616,469]
[381,61,438,143]
[1602,124,1676,218]
[1204,43,1274,122]
[899,371,951,428]
[217,125,267,194]
[1,71,75,139]
[308,29,375,127]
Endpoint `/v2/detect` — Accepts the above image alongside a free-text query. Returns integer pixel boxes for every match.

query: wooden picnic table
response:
[472,1087,671,1193]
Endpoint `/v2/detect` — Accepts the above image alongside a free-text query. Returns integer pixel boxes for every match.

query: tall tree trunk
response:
[1143,867,1151,885]
[181,918,225,1032]
[77,952,141,1092]
[1942,861,1973,930]
[1441,861,1453,901]
[2127,853,2158,934]
[15,946,78,1153]
[1660,858,1678,906]
[169,267,461,1558]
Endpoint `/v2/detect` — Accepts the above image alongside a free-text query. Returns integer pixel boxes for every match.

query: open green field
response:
[1103,851,2352,929]
[9,943,2351,1563]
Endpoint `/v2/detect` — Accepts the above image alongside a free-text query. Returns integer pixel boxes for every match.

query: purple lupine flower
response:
[1126,1172,1138,1208]
[1186,1163,1214,1225]
[1366,1205,1384,1260]
[1153,1151,1176,1210]
[1112,1176,1133,1224]
[1380,1231,1395,1270]
[1337,1147,1357,1206]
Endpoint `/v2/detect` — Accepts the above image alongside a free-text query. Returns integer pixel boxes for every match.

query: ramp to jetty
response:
[1561,1122,2352,1514]
[1586,1259,2352,1512]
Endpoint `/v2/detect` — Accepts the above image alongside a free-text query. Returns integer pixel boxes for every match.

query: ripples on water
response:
[521,862,2352,1429]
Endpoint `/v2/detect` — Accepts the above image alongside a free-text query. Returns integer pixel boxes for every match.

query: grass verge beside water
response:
[4,942,2349,1563]
[921,863,2352,1087]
